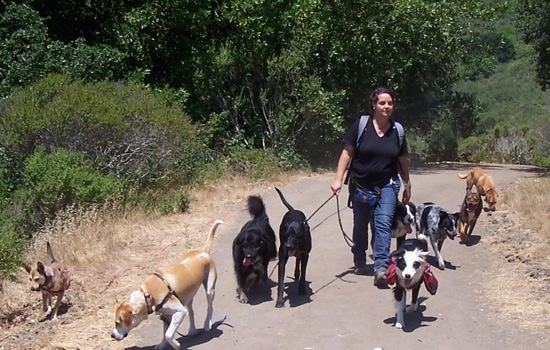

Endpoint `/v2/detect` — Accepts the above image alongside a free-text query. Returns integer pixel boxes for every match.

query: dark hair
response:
[368,86,396,114]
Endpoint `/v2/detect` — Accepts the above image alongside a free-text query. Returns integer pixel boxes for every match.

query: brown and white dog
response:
[24,242,70,321]
[457,167,498,211]
[111,220,223,350]
[457,191,483,244]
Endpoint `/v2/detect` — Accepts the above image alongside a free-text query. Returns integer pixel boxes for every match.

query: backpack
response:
[344,115,405,208]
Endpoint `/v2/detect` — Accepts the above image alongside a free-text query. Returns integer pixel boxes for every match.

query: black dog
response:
[415,202,459,270]
[233,195,277,304]
[390,235,429,329]
[274,188,312,308]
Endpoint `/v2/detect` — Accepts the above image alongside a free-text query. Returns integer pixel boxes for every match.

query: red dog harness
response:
[41,267,70,296]
[385,259,438,295]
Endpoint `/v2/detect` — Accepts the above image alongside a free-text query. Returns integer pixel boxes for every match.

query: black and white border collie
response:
[391,201,417,249]
[390,234,429,329]
[415,202,459,270]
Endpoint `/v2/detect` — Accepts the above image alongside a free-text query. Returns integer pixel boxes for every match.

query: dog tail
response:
[457,171,468,179]
[275,187,294,211]
[247,195,268,221]
[203,220,223,254]
[46,242,57,263]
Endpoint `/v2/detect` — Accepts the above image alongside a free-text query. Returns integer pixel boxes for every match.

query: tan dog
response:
[457,191,483,244]
[24,242,70,321]
[111,220,223,350]
[457,167,498,211]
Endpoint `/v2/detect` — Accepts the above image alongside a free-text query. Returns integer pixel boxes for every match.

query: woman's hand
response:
[331,178,343,195]
[402,183,411,203]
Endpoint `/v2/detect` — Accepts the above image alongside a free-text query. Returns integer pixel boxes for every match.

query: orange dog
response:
[457,167,498,211]
[457,191,483,244]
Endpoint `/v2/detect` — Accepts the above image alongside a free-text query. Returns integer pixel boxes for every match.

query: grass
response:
[480,175,550,344]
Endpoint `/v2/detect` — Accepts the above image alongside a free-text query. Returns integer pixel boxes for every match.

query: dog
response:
[391,201,417,249]
[111,220,223,350]
[415,202,459,270]
[24,242,70,321]
[457,191,483,244]
[457,167,498,211]
[370,201,416,252]
[274,187,312,308]
[390,234,430,329]
[233,195,277,304]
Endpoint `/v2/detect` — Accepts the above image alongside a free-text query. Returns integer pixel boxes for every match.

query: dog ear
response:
[390,248,405,258]
[37,261,46,274]
[23,263,32,273]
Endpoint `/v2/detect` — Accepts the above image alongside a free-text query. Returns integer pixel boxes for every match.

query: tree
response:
[516,0,550,90]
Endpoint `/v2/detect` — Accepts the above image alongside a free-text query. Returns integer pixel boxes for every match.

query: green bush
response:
[226,148,282,179]
[1,74,207,189]
[0,224,25,279]
[11,147,125,231]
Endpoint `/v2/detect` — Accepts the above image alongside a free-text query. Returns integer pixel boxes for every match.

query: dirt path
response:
[121,163,545,350]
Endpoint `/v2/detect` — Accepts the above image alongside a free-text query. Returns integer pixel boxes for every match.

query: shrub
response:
[226,148,282,179]
[0,224,25,279]
[11,147,125,232]
[0,74,208,190]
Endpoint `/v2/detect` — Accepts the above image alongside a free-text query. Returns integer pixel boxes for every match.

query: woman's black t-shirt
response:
[343,116,408,187]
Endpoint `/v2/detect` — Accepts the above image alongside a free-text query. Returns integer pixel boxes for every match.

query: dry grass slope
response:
[480,176,550,345]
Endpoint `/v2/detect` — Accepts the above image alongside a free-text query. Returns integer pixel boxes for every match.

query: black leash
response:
[335,194,354,248]
[305,193,336,223]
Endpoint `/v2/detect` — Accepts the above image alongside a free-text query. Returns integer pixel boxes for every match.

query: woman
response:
[331,86,411,287]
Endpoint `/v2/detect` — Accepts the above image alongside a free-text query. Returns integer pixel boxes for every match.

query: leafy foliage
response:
[516,0,550,90]
[11,147,125,233]
[1,74,207,188]
[0,4,127,97]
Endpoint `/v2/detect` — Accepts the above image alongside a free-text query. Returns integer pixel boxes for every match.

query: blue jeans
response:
[351,177,400,272]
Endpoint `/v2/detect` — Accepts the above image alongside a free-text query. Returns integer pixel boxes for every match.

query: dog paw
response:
[237,295,249,304]
[406,304,418,313]
[275,299,284,308]
[187,327,198,336]
[395,322,404,329]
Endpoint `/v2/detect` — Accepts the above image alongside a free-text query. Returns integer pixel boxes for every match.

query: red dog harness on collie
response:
[385,259,438,295]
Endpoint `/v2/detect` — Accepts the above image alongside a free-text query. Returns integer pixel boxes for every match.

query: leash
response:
[335,194,354,247]
[305,193,336,223]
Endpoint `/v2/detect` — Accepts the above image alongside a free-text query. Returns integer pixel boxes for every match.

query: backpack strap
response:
[356,115,370,148]
[393,121,404,150]
[344,115,369,186]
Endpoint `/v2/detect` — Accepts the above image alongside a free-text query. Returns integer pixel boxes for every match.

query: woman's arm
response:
[398,155,411,203]
[331,144,355,195]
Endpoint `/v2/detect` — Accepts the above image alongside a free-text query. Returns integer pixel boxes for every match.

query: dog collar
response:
[140,285,154,314]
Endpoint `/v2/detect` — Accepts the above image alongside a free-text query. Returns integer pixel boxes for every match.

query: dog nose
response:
[404,274,411,279]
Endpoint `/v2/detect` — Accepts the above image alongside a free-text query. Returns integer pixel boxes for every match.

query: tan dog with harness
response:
[111,220,223,350]
[24,242,70,321]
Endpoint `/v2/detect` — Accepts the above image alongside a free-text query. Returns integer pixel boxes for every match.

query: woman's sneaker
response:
[373,269,388,287]
[354,261,369,275]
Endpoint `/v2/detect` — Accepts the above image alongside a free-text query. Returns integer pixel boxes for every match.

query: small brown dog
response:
[457,167,498,211]
[24,242,70,321]
[457,191,483,244]
[112,220,223,350]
